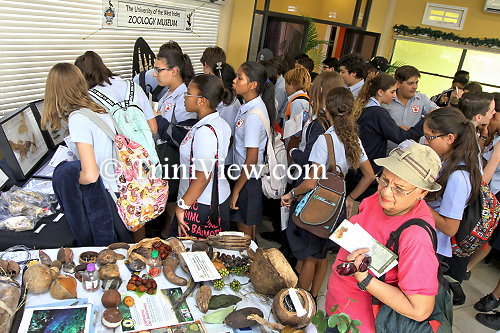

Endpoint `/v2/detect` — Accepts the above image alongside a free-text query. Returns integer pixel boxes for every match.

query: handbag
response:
[375,219,453,333]
[292,133,346,238]
[182,124,221,238]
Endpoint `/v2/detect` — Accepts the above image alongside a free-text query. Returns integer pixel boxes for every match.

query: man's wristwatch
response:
[357,273,374,291]
[177,198,191,210]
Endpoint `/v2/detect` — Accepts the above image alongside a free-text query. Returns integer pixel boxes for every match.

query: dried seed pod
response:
[196,284,212,313]
[51,260,62,269]
[39,250,52,266]
[63,260,76,274]
[97,249,118,266]
[50,275,78,299]
[108,242,130,250]
[57,248,73,264]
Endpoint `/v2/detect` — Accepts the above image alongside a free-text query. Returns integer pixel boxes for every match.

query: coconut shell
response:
[99,264,120,280]
[97,249,118,266]
[272,288,316,328]
[24,264,54,293]
[51,260,62,269]
[101,289,121,308]
[57,248,73,264]
[50,275,77,299]
[102,308,122,328]
[249,248,297,296]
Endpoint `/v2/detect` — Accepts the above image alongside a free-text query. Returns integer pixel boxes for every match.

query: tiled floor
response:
[256,218,500,333]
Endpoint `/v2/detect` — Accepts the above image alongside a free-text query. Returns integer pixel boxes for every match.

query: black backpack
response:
[375,219,453,333]
[138,71,166,103]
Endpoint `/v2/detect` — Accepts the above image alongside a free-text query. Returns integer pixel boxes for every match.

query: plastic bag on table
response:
[0,276,21,333]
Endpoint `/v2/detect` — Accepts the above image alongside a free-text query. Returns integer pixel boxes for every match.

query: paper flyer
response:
[48,145,77,167]
[180,251,221,282]
[330,219,398,277]
[120,287,193,332]
[128,320,207,333]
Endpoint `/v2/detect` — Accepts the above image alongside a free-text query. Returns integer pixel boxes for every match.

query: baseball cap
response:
[374,140,442,192]
[257,48,273,62]
[369,56,390,72]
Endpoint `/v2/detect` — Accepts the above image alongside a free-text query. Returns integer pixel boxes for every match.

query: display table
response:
[8,243,317,333]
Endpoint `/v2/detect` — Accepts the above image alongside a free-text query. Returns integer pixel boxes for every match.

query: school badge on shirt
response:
[236,117,244,129]
[162,102,174,116]
[411,105,420,114]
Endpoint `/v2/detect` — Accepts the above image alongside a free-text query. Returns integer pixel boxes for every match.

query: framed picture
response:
[30,99,69,148]
[0,105,49,180]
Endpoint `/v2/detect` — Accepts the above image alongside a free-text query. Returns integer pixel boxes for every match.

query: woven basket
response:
[127,237,170,263]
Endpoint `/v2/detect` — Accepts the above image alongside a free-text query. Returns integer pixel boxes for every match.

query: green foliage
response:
[311,305,362,333]
[393,24,500,48]
[303,16,334,70]
[386,60,405,75]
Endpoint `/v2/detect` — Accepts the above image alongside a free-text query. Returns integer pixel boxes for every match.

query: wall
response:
[375,0,500,58]
[226,0,256,68]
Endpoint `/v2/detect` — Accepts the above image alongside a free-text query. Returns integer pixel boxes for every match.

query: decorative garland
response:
[393,24,500,48]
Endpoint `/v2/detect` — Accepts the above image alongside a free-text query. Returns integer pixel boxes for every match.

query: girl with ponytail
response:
[173,74,232,238]
[348,73,424,200]
[424,107,481,286]
[230,61,275,239]
[281,87,374,302]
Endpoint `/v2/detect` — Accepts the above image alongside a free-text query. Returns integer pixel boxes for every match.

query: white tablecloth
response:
[7,243,316,333]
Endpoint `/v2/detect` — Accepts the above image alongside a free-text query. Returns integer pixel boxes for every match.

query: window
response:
[422,3,468,31]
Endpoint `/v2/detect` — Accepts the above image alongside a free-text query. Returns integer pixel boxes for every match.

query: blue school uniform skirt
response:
[230,178,263,226]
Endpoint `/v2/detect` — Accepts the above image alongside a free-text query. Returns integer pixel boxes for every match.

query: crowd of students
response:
[40,42,500,331]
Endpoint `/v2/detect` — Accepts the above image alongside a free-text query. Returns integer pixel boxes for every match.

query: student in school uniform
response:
[212,62,241,166]
[43,63,133,246]
[171,74,231,238]
[132,40,182,102]
[281,87,374,303]
[74,51,157,135]
[230,61,276,240]
[284,67,311,151]
[200,46,226,75]
[148,48,196,237]
[338,53,365,99]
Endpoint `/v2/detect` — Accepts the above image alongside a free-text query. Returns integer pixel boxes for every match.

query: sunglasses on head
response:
[336,256,372,276]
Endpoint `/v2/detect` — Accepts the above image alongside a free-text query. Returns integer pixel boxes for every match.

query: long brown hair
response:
[309,71,344,130]
[74,51,117,89]
[424,107,481,205]
[352,73,396,120]
[325,87,362,169]
[42,63,106,131]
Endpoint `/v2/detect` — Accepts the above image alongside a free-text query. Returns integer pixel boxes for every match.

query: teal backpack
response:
[89,80,160,167]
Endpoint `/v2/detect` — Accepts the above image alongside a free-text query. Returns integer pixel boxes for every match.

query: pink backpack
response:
[73,109,168,231]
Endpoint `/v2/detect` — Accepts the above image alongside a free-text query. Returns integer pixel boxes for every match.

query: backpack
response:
[249,109,288,199]
[451,180,500,257]
[375,219,453,333]
[138,71,165,102]
[285,93,309,120]
[132,37,155,78]
[72,109,168,232]
[89,80,160,167]
[292,134,346,238]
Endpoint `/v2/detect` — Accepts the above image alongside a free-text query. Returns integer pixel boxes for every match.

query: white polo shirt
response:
[90,76,155,120]
[149,83,196,123]
[177,112,231,205]
[232,96,269,177]
[309,125,368,175]
[383,92,437,127]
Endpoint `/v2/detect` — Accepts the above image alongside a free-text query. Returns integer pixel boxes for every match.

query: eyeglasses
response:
[375,175,417,197]
[424,133,448,141]
[336,256,372,276]
[153,67,172,74]
[183,92,203,98]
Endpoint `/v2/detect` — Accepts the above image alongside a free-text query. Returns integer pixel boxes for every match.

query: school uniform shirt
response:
[348,79,364,99]
[217,98,241,165]
[67,110,118,193]
[177,112,231,205]
[132,69,168,101]
[146,84,196,123]
[427,164,472,257]
[483,134,500,194]
[275,75,288,122]
[309,125,368,175]
[365,96,380,108]
[383,92,437,127]
[91,76,155,120]
[232,96,269,178]
[288,90,310,138]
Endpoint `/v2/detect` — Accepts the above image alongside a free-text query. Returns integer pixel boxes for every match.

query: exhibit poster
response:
[31,100,69,146]
[2,107,48,175]
[18,304,92,333]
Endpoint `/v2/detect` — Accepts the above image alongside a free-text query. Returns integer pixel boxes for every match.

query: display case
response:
[0,105,49,180]
[30,99,69,148]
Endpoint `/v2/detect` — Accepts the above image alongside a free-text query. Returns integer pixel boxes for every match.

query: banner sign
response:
[102,0,194,32]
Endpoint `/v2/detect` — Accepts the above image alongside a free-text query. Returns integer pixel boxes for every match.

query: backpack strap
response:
[386,219,437,255]
[124,80,135,107]
[285,93,309,119]
[151,84,165,100]
[139,71,147,94]
[324,134,337,174]
[71,108,120,141]
[249,109,277,183]
[89,86,120,110]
